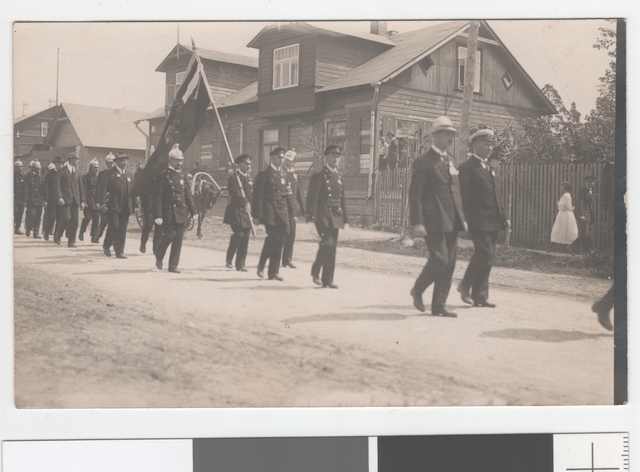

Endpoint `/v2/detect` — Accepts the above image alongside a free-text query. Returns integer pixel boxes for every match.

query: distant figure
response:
[14,159,25,235]
[378,136,389,171]
[386,131,399,170]
[573,175,596,254]
[95,153,116,243]
[22,160,44,239]
[549,182,579,253]
[98,151,133,258]
[54,152,83,248]
[282,150,305,269]
[78,159,101,243]
[42,158,62,241]
[224,154,253,271]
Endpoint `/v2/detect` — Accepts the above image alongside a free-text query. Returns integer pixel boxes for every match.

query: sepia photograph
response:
[12,19,624,409]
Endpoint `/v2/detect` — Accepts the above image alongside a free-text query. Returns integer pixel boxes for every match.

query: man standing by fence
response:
[408,116,467,317]
[574,175,595,254]
[457,129,509,308]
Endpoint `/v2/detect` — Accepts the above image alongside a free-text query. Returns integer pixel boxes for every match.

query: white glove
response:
[413,224,427,237]
[344,223,349,230]
[154,218,163,225]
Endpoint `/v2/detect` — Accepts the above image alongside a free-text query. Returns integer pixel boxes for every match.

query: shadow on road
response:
[174,277,257,283]
[283,312,410,323]
[480,328,612,343]
[78,268,158,275]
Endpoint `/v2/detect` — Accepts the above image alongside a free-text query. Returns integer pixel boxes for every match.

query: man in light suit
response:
[54,152,83,247]
[457,129,509,308]
[409,116,467,317]
[306,144,348,289]
[252,147,290,281]
[98,151,134,258]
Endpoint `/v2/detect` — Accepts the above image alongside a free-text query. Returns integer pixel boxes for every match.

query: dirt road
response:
[14,225,613,408]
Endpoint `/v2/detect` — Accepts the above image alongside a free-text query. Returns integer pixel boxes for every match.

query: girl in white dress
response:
[549,182,579,252]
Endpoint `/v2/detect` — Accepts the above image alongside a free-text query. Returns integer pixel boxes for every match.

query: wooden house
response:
[13,103,149,172]
[144,21,555,218]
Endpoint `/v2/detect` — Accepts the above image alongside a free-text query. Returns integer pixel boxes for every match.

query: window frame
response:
[175,71,187,88]
[261,128,280,169]
[40,121,48,137]
[272,44,300,91]
[456,45,482,93]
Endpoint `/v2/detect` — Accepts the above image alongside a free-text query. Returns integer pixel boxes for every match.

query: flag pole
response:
[191,39,256,236]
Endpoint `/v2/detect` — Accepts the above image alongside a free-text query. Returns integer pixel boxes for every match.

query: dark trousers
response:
[460,231,498,303]
[80,208,101,240]
[311,223,339,284]
[25,204,43,236]
[42,201,56,236]
[282,217,297,265]
[226,225,251,269]
[258,224,287,277]
[97,211,109,239]
[55,201,79,246]
[140,207,162,254]
[594,284,615,314]
[14,201,24,232]
[156,222,186,270]
[103,209,129,255]
[574,219,593,252]
[413,231,458,309]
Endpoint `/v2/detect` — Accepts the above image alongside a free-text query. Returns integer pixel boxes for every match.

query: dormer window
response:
[175,71,187,88]
[273,44,299,90]
[40,122,48,137]
[457,46,482,93]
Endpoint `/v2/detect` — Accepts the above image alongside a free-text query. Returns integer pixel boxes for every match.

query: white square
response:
[554,433,628,472]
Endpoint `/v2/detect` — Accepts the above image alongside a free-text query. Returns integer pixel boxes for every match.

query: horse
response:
[189,172,222,238]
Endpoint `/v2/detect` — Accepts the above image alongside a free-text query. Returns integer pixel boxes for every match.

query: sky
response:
[13,19,613,120]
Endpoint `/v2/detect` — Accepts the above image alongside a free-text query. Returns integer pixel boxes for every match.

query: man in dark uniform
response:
[457,129,509,308]
[42,158,61,241]
[306,144,348,289]
[252,147,290,281]
[408,116,467,317]
[79,159,101,243]
[54,152,83,247]
[14,159,25,235]
[282,150,305,269]
[139,185,163,255]
[224,154,253,271]
[574,175,596,254]
[386,131,399,170]
[152,144,197,273]
[22,159,45,238]
[95,153,115,243]
[98,151,134,258]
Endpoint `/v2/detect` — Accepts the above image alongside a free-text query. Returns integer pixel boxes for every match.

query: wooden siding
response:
[51,120,82,148]
[315,36,388,87]
[258,86,316,117]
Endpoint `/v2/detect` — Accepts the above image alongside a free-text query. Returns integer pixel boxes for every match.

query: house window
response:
[40,122,48,137]
[273,44,299,90]
[175,71,187,88]
[262,129,279,168]
[457,46,482,92]
[502,71,514,90]
[151,125,156,133]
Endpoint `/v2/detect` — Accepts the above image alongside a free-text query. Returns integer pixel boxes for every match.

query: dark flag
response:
[132,51,211,197]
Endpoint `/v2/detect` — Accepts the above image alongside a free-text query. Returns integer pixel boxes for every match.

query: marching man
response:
[282,150,305,269]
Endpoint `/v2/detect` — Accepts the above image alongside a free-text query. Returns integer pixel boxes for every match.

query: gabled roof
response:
[134,106,166,123]
[156,44,258,72]
[218,81,258,108]
[318,21,468,92]
[247,22,396,49]
[60,103,149,150]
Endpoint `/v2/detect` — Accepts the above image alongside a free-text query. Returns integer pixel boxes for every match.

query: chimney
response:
[370,21,388,36]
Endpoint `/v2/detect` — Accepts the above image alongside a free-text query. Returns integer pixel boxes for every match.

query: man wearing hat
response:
[14,159,25,235]
[306,144,348,288]
[42,157,62,240]
[456,129,509,308]
[574,175,596,254]
[152,144,197,273]
[252,146,290,281]
[224,154,253,271]
[408,116,467,317]
[54,152,83,247]
[95,153,116,243]
[282,150,305,269]
[22,159,45,238]
[79,159,101,243]
[386,131,399,170]
[98,151,134,258]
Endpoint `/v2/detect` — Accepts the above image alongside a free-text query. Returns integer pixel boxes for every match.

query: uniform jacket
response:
[14,170,24,204]
[223,171,253,228]
[98,165,133,214]
[575,186,594,222]
[22,171,45,207]
[251,165,290,227]
[305,166,348,229]
[43,169,57,203]
[457,156,507,232]
[285,169,305,218]
[152,167,197,225]
[55,165,82,206]
[409,147,466,233]
[386,138,399,167]
[81,171,100,210]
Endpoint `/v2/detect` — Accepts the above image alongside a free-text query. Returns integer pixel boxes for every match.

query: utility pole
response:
[457,20,480,165]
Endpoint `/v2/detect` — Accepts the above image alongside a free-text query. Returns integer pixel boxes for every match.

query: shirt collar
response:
[473,153,488,163]
[115,164,125,173]
[237,169,247,177]
[168,165,176,171]
[325,164,337,173]
[270,163,281,172]
[431,145,448,157]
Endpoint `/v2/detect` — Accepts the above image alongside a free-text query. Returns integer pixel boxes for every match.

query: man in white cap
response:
[457,128,509,308]
[54,151,83,247]
[79,158,101,243]
[42,158,61,241]
[14,159,25,234]
[98,151,133,258]
[152,144,197,273]
[282,149,305,269]
[95,153,116,243]
[408,116,467,317]
[22,160,45,238]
